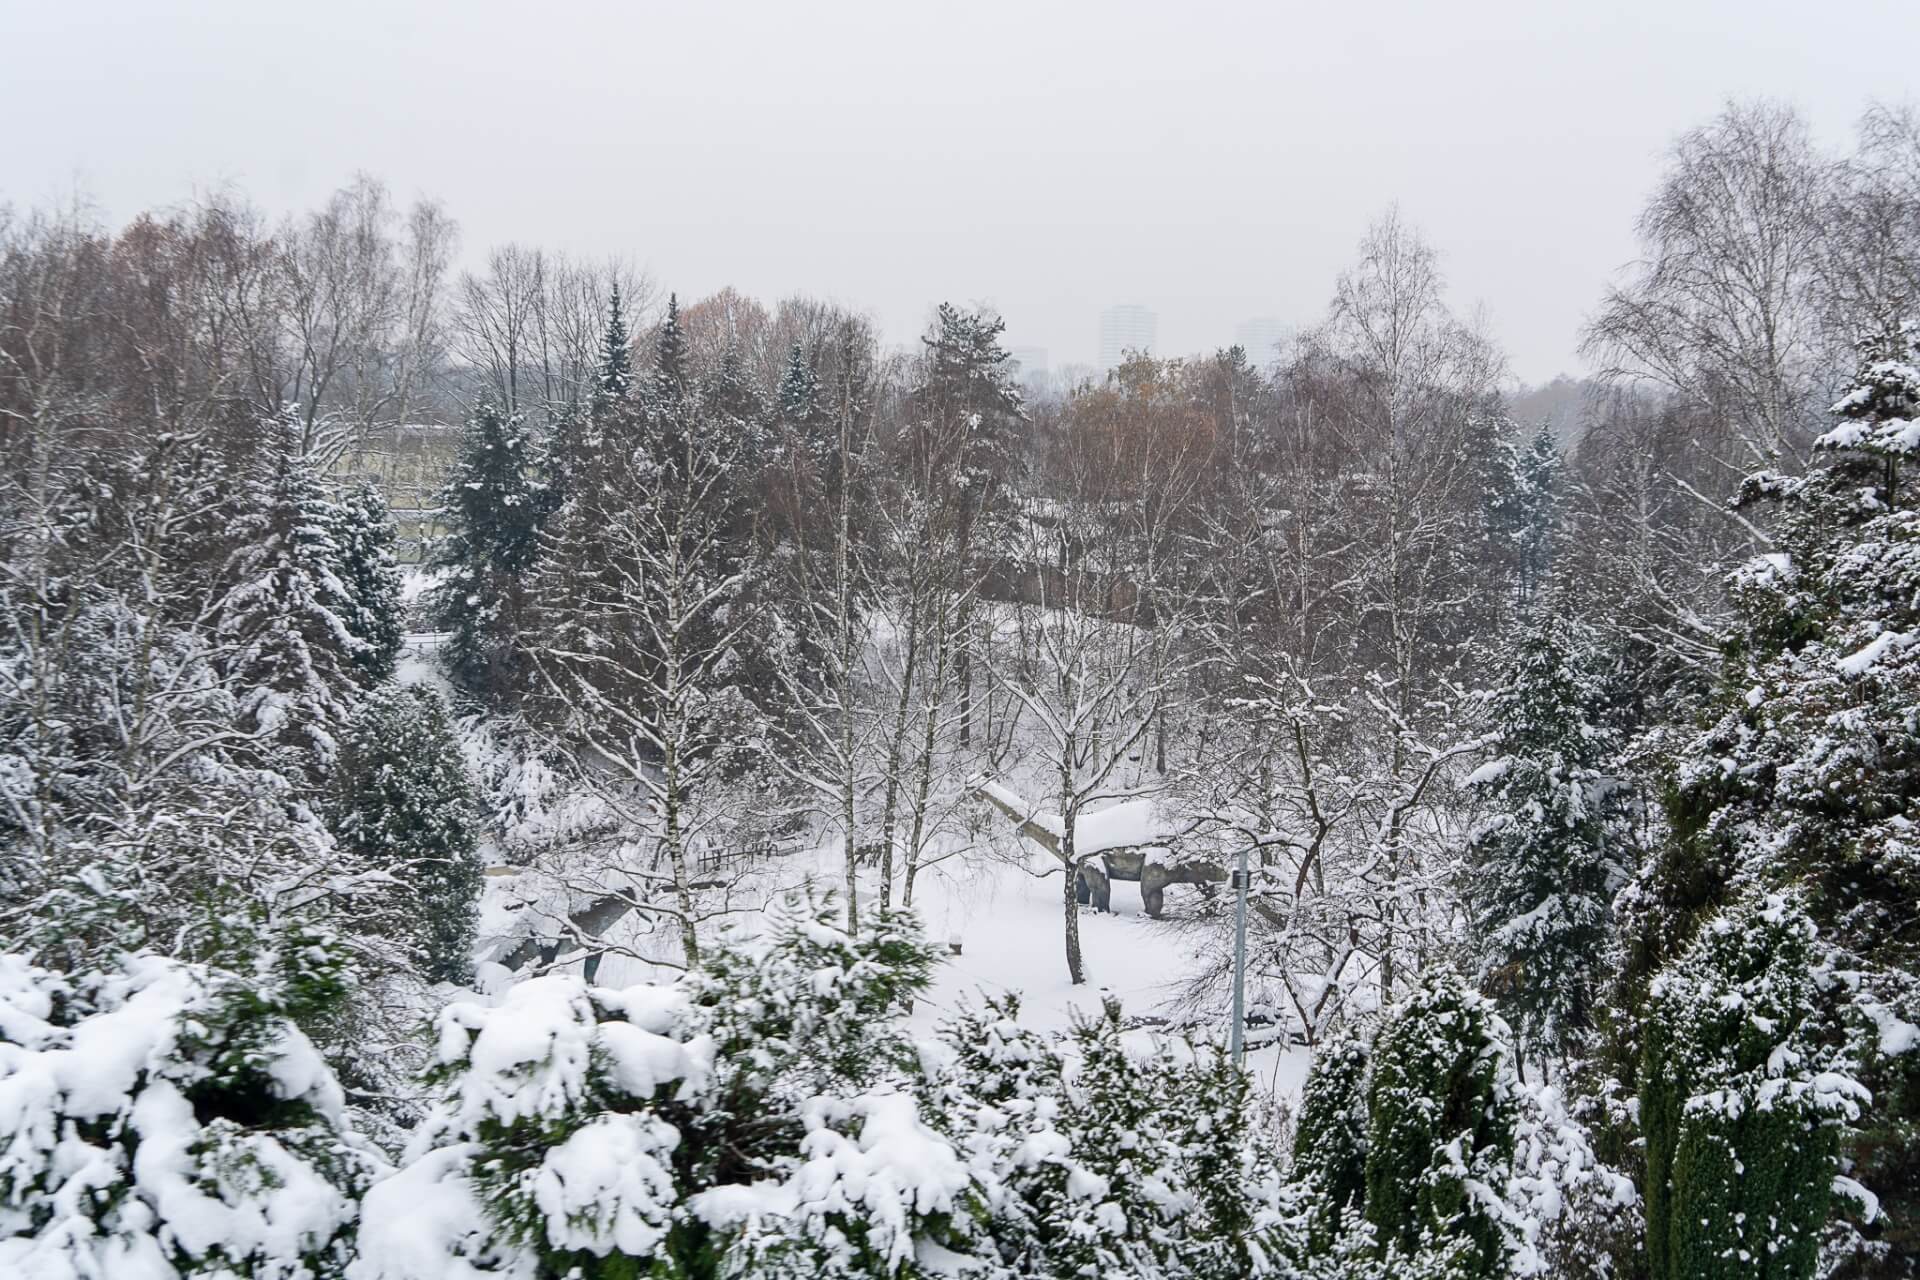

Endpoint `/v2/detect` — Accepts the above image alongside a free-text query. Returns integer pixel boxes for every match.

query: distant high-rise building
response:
[1234,316,1295,364]
[1099,305,1157,370]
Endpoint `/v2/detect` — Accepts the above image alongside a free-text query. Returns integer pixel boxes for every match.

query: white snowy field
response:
[391,612,1315,1106]
[876,840,1316,1101]
[486,825,1315,1106]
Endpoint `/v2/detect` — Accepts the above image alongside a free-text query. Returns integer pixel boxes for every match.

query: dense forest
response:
[2,99,1918,1280]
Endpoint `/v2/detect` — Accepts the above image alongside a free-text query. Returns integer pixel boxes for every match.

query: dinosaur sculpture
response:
[1074,849,1226,917]
[973,782,1226,918]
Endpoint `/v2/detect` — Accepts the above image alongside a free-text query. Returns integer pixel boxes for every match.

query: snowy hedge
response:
[0,942,386,1280]
[1641,893,1868,1280]
[350,902,975,1280]
[350,903,1316,1280]
[3,905,1648,1280]
[1290,976,1635,1280]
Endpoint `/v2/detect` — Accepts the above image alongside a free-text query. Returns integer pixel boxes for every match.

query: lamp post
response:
[1229,843,1248,1067]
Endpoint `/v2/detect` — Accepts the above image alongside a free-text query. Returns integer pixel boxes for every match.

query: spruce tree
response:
[1464,605,1625,1060]
[596,280,633,402]
[544,284,637,517]
[217,414,365,770]
[330,684,482,984]
[778,340,822,436]
[431,397,541,701]
[1293,1033,1373,1252]
[644,292,691,436]
[1818,320,1920,507]
[1608,329,1920,1275]
[705,339,771,476]
[1486,419,1563,603]
[329,478,406,686]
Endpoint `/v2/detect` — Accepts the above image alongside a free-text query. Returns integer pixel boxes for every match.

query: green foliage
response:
[598,281,634,402]
[217,413,366,770]
[378,897,957,1280]
[330,683,482,983]
[1614,367,1920,1274]
[1364,975,1517,1279]
[0,942,383,1279]
[1293,1033,1372,1252]
[1464,606,1626,1058]
[329,478,406,686]
[432,397,542,701]
[1640,893,1864,1280]
[1486,419,1563,599]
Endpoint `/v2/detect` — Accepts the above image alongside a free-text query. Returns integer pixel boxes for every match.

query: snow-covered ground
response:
[895,842,1315,1100]
[392,608,1316,1106]
[560,833,1314,1104]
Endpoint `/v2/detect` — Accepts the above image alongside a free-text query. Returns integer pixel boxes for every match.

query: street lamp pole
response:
[1229,843,1248,1067]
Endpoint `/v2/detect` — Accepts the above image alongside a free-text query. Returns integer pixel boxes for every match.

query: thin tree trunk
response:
[837,375,859,924]
[1061,780,1085,984]
[901,595,951,908]
[955,593,974,750]
[661,712,700,968]
[1062,850,1085,986]
[877,581,923,902]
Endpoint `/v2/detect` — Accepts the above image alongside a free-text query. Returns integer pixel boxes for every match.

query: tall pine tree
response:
[330,684,482,984]
[217,414,365,771]
[329,478,406,686]
[1464,605,1626,1061]
[431,397,541,702]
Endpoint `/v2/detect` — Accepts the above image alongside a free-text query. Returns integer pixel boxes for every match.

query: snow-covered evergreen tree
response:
[1363,975,1517,1279]
[642,292,693,445]
[354,900,967,1280]
[217,414,367,770]
[1640,893,1867,1280]
[1464,606,1627,1061]
[596,281,633,403]
[1607,328,1920,1275]
[431,397,541,702]
[777,340,824,451]
[328,479,406,687]
[1292,1033,1371,1253]
[330,684,481,984]
[1817,320,1920,506]
[1290,1005,1634,1279]
[0,937,385,1280]
[1487,421,1563,603]
[920,994,1302,1280]
[542,287,637,519]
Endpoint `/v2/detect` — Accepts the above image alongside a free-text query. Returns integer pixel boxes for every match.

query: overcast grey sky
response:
[4,0,1914,383]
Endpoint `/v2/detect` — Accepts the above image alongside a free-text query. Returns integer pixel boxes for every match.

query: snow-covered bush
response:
[1495,1076,1638,1279]
[1291,1032,1370,1253]
[1289,984,1634,1280]
[0,940,385,1280]
[1640,893,1867,1280]
[353,900,972,1280]
[921,995,1301,1280]
[1363,975,1517,1279]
